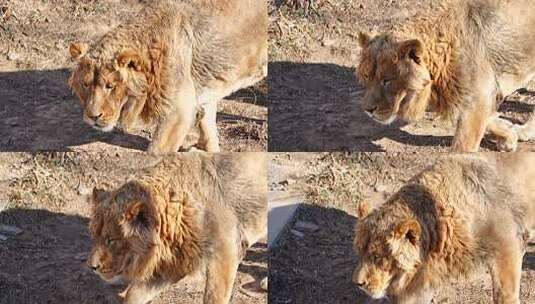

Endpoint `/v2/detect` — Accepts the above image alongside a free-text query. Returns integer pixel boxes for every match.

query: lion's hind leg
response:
[513,115,535,142]
[486,114,519,151]
[197,101,220,152]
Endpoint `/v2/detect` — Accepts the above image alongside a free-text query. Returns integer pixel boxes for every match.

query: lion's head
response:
[68,42,150,132]
[357,32,432,124]
[352,205,423,299]
[87,181,163,284]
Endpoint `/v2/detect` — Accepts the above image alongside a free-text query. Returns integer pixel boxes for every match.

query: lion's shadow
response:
[523,247,535,271]
[0,208,123,304]
[0,69,265,152]
[0,69,149,152]
[268,61,534,152]
[269,204,376,303]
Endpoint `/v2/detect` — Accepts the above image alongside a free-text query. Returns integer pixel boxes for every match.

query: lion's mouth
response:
[95,269,125,285]
[83,116,116,132]
[93,122,116,132]
[357,285,387,300]
[366,109,397,125]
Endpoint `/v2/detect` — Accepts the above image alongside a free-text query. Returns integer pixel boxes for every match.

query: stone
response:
[294,220,319,232]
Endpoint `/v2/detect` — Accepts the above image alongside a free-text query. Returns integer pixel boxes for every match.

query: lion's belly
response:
[196,60,267,106]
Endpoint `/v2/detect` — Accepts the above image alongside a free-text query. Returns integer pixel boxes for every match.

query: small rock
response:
[374,184,387,192]
[1,6,11,19]
[0,225,22,235]
[0,234,7,241]
[7,51,18,61]
[279,179,296,186]
[77,184,92,196]
[294,221,319,232]
[260,277,268,291]
[290,229,304,238]
[322,38,335,47]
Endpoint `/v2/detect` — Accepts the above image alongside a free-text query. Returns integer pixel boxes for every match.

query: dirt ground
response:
[0,0,267,153]
[268,153,535,303]
[268,0,535,152]
[0,152,267,304]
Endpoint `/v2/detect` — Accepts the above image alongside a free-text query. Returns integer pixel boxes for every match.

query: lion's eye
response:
[373,254,381,262]
[105,83,115,90]
[106,238,115,246]
[83,82,90,89]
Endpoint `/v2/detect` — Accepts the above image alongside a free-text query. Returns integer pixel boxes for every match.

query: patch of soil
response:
[268,0,535,152]
[0,152,267,304]
[269,153,535,303]
[0,0,266,153]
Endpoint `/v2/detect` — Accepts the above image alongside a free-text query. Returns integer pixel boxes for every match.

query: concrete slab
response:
[268,191,302,249]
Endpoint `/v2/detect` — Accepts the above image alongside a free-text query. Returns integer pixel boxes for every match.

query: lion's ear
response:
[117,50,144,72]
[356,201,372,218]
[354,221,370,252]
[69,42,89,60]
[124,201,145,223]
[357,32,371,48]
[121,200,158,239]
[91,187,109,205]
[393,219,421,246]
[398,39,424,64]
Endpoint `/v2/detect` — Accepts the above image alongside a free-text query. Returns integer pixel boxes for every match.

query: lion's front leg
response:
[123,280,170,304]
[452,107,490,152]
[203,230,241,304]
[489,238,523,304]
[391,287,434,304]
[148,78,197,154]
[452,76,499,152]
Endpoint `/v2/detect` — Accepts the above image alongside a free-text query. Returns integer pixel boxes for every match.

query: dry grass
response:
[303,154,363,211]
[7,153,86,210]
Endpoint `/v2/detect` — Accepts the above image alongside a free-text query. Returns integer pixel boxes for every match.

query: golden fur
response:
[353,153,535,304]
[88,153,267,304]
[69,0,267,153]
[357,0,535,152]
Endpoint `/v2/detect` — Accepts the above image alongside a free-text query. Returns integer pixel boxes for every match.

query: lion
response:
[87,152,267,304]
[352,153,535,304]
[357,0,535,152]
[68,0,267,154]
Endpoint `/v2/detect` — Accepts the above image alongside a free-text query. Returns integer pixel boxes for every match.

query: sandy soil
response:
[0,152,267,304]
[268,153,535,303]
[0,0,267,153]
[268,0,535,152]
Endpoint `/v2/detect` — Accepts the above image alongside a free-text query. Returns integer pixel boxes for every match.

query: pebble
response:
[7,51,18,61]
[374,184,387,192]
[260,277,268,291]
[294,220,319,232]
[290,229,304,238]
[0,234,7,241]
[279,179,296,186]
[0,224,22,235]
[77,184,92,196]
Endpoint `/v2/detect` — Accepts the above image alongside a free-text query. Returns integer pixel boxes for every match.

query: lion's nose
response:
[87,260,99,271]
[353,270,367,287]
[365,106,377,114]
[355,280,366,288]
[87,113,103,121]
